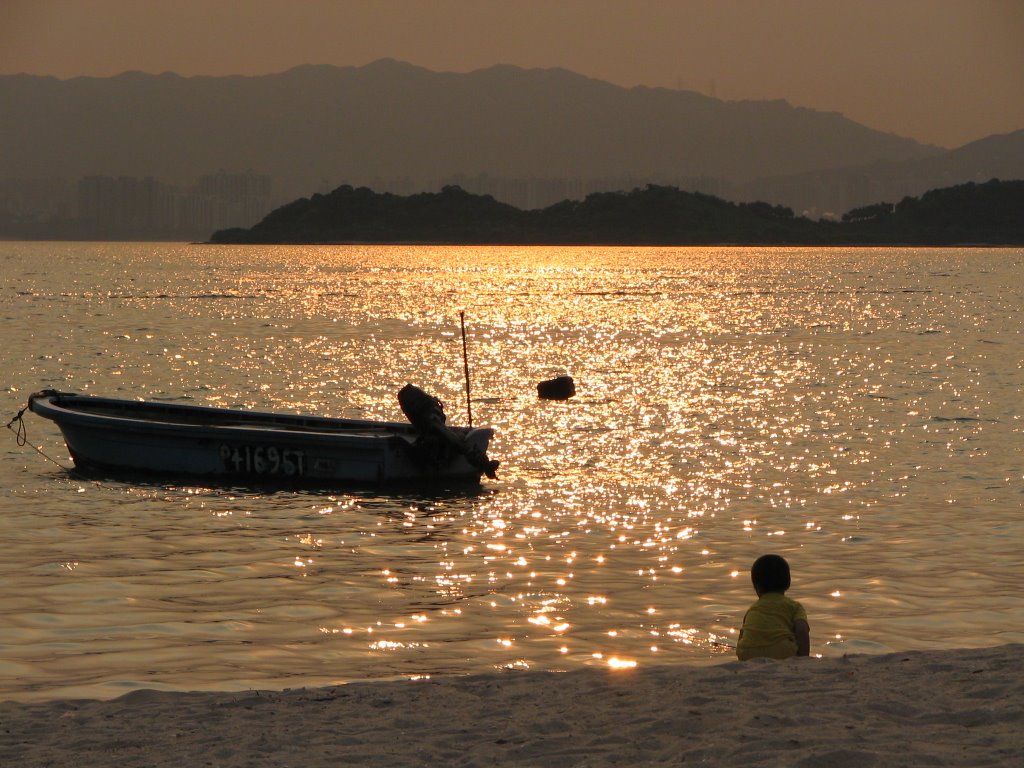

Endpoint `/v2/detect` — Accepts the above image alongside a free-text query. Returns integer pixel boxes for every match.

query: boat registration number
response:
[220,444,306,476]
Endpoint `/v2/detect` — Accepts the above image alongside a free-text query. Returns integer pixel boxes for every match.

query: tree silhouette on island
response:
[211,179,1024,247]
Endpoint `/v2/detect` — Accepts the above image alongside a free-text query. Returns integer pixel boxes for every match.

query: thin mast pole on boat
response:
[459,310,473,427]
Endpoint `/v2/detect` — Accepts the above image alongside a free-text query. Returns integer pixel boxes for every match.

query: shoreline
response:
[2,237,1023,248]
[3,644,1021,767]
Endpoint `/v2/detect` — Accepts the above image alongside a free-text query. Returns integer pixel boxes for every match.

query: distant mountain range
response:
[2,59,1022,215]
[745,129,1024,214]
[211,179,1024,246]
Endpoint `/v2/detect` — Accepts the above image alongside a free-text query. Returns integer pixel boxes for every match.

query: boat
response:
[24,385,498,486]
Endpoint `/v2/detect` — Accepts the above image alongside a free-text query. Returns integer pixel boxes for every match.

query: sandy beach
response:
[2,644,1021,767]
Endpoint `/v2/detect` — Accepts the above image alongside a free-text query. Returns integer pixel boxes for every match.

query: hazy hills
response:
[211,179,1024,246]
[3,59,1021,222]
[2,60,941,200]
[746,129,1024,214]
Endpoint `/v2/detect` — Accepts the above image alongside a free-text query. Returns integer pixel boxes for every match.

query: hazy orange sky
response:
[2,0,1021,148]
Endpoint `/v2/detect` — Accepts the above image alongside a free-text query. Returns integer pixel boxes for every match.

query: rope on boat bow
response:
[5,402,31,445]
[5,398,74,471]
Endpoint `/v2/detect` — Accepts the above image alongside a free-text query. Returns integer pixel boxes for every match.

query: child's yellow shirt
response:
[736,592,807,660]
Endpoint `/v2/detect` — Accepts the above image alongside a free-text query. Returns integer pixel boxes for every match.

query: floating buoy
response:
[537,375,576,400]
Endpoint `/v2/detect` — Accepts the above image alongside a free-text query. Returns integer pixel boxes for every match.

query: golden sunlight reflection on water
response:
[1,243,1022,700]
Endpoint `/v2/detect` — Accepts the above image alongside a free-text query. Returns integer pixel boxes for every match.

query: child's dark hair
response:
[751,554,791,593]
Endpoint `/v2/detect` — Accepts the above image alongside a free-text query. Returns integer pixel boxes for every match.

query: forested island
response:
[210,179,1024,246]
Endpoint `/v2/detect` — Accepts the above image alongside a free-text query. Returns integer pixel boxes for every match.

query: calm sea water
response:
[1,242,1022,702]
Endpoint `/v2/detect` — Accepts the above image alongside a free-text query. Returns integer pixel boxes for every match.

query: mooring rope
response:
[5,403,74,471]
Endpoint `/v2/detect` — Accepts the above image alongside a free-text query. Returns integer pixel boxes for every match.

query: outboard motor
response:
[398,383,448,432]
[398,384,499,479]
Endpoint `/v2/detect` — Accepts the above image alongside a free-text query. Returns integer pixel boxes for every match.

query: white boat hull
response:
[28,391,495,486]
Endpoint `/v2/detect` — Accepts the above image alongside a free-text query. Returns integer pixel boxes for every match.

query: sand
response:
[2,644,1021,767]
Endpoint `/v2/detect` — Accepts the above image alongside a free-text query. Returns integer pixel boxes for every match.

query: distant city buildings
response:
[0,170,274,240]
[198,171,274,229]
[0,177,73,227]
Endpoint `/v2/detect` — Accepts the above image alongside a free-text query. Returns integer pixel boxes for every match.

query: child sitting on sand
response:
[736,554,810,661]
